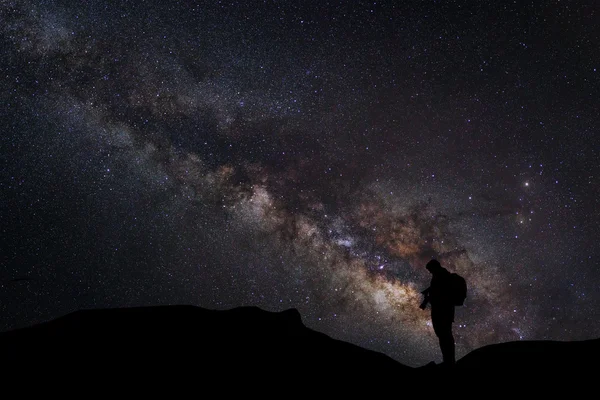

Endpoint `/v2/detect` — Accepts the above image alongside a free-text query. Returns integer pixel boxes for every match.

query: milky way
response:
[2,1,599,366]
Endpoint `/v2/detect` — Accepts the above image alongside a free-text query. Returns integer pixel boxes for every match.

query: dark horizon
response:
[1,1,599,367]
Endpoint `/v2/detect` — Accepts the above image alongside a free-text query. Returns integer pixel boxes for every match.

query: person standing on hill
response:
[420,259,460,367]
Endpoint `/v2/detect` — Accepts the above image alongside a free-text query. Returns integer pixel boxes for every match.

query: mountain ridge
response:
[1,304,597,388]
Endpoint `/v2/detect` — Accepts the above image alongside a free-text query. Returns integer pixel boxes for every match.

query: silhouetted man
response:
[420,259,456,367]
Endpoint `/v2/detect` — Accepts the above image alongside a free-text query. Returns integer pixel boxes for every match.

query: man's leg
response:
[433,318,455,366]
[438,326,455,366]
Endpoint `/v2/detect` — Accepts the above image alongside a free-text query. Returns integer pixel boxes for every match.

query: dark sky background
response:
[1,0,599,367]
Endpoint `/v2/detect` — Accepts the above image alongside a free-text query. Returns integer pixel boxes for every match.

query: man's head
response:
[426,259,442,274]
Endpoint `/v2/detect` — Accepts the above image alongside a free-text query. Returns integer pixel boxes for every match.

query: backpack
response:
[449,273,467,306]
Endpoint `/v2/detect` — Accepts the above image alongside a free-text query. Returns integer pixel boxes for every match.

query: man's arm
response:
[419,287,430,309]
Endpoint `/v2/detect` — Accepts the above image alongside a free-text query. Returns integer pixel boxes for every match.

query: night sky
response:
[1,1,599,367]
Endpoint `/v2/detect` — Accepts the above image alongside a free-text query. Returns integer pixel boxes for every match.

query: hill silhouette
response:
[457,336,600,375]
[0,305,597,390]
[0,305,412,383]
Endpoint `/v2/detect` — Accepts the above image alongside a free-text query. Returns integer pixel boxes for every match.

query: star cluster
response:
[1,1,599,366]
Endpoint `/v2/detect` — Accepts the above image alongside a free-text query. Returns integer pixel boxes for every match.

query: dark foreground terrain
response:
[1,305,597,391]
